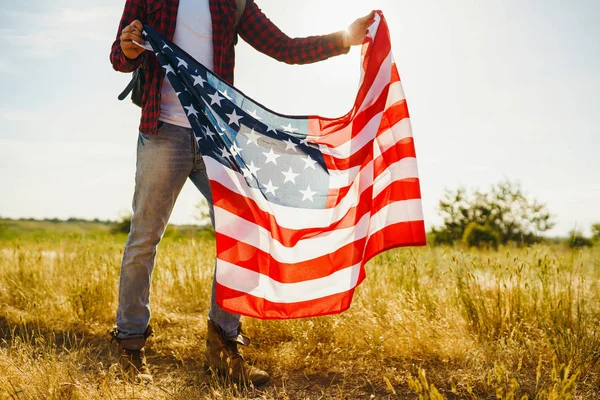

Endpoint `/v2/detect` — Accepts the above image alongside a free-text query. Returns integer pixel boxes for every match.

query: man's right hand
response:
[120,20,145,60]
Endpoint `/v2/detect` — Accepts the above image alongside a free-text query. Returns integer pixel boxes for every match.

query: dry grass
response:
[0,237,599,399]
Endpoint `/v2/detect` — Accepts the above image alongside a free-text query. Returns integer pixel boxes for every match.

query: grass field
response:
[0,221,599,399]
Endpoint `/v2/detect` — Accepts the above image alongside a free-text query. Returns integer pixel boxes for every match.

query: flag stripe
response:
[349,18,392,121]
[319,101,411,171]
[214,198,424,263]
[215,233,366,283]
[215,258,362,303]
[365,220,427,259]
[216,215,423,285]
[313,68,395,152]
[216,284,358,320]
[213,177,421,250]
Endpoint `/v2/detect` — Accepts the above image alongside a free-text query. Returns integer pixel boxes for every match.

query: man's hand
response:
[120,20,145,60]
[343,10,376,47]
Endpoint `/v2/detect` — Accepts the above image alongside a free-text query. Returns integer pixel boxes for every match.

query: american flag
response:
[141,11,426,319]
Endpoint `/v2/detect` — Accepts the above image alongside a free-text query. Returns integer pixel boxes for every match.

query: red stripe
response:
[216,234,366,283]
[378,100,410,133]
[373,137,417,178]
[306,19,393,140]
[216,283,361,320]
[216,215,423,284]
[212,178,422,247]
[353,18,392,120]
[390,62,400,84]
[327,138,417,207]
[320,100,410,171]
[365,220,427,260]
[314,77,398,153]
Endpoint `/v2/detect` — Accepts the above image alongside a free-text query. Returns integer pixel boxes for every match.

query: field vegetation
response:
[1,218,599,399]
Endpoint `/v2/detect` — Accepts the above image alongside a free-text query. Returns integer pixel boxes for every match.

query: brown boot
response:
[205,320,269,386]
[110,326,153,383]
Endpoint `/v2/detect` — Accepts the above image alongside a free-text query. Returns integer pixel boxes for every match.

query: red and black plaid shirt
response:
[110,0,350,135]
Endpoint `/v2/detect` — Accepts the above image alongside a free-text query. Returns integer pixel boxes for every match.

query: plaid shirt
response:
[110,0,350,135]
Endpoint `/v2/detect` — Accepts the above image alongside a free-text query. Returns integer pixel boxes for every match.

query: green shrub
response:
[568,230,593,248]
[461,221,501,249]
[110,214,131,235]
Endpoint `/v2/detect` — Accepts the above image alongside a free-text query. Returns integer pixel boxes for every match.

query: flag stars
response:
[302,155,317,170]
[216,124,227,136]
[245,129,260,146]
[208,91,224,106]
[204,126,215,140]
[221,90,232,100]
[300,185,317,202]
[241,167,252,178]
[184,104,199,117]
[281,123,298,133]
[162,42,173,51]
[283,138,298,152]
[281,167,300,184]
[246,109,262,120]
[225,109,243,126]
[263,148,281,165]
[192,74,206,87]
[220,146,232,158]
[176,57,188,68]
[230,142,243,156]
[263,180,279,196]
[247,161,260,176]
[162,64,175,75]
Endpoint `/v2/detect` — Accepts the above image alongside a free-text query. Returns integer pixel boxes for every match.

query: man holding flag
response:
[110,0,375,385]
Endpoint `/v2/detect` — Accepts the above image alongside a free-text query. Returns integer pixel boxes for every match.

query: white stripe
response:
[358,50,392,113]
[307,50,392,151]
[328,165,361,189]
[206,156,373,229]
[373,157,420,198]
[374,118,413,159]
[216,207,371,261]
[369,199,424,236]
[216,259,361,303]
[214,198,423,263]
[317,111,382,161]
[206,156,419,230]
[386,80,406,108]
[316,81,409,165]
[320,110,412,166]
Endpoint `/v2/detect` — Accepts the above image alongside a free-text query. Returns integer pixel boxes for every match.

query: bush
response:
[431,180,554,246]
[461,221,501,249]
[592,223,600,244]
[110,214,131,235]
[568,230,593,248]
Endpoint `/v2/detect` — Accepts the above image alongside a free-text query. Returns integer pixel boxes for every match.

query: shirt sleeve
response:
[110,0,146,72]
[237,1,350,65]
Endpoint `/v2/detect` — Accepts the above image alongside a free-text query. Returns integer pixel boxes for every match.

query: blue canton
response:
[143,25,331,209]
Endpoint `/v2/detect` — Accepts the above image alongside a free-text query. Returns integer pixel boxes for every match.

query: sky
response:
[0,0,599,236]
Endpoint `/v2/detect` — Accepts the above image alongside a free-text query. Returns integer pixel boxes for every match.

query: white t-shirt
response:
[159,0,214,128]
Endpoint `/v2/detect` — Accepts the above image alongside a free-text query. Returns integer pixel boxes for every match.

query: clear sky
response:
[1,0,599,236]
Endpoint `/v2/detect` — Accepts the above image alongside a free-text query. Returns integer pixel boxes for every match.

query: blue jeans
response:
[115,121,240,339]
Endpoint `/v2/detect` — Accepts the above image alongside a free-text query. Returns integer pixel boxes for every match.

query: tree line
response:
[429,180,599,248]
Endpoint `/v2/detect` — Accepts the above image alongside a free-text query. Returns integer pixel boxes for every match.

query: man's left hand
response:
[343,10,377,47]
